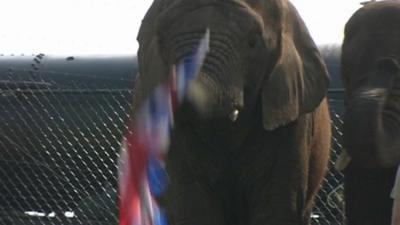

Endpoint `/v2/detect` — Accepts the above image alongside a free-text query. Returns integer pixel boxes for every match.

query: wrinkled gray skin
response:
[134,0,331,224]
[342,1,400,168]
[341,1,400,225]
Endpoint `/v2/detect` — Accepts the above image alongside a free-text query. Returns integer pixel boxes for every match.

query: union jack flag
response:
[119,30,210,225]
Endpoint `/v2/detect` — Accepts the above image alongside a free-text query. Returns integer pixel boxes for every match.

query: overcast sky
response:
[0,0,364,55]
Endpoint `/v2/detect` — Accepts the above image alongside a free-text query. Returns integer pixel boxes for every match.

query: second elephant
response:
[340,1,400,225]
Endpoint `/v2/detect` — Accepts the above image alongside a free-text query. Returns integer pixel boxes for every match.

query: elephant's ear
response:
[261,1,329,130]
[376,57,400,74]
[133,0,169,112]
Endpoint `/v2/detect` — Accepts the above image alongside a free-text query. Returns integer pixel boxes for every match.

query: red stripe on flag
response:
[119,126,149,225]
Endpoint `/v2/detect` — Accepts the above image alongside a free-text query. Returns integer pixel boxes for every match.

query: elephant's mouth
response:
[186,72,244,122]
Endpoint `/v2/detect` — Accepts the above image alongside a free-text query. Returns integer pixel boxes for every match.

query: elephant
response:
[133,0,331,224]
[340,1,400,225]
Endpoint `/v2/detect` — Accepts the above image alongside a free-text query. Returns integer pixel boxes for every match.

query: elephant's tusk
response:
[335,149,352,172]
[187,81,209,115]
[229,109,240,122]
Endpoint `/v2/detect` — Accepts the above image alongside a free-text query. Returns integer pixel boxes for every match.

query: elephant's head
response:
[135,0,329,131]
[341,1,400,168]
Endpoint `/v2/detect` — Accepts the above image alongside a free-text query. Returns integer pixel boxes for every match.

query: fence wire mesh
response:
[0,59,346,225]
[311,109,345,225]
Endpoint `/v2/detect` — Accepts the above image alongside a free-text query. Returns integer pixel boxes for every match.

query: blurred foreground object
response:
[118,31,209,225]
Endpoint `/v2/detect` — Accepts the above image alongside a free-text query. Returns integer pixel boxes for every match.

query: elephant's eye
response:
[248,37,258,48]
[248,34,261,49]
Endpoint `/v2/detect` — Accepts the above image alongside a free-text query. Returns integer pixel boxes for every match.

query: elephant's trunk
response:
[187,72,243,120]
[169,31,244,121]
[344,59,400,168]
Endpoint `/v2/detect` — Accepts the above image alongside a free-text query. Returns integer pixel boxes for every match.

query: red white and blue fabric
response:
[119,30,210,225]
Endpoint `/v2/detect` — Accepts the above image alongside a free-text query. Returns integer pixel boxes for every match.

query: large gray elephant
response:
[133,0,331,224]
[340,1,400,225]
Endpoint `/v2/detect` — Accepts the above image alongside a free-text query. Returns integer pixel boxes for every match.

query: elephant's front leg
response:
[163,129,225,225]
[161,172,224,225]
[243,127,310,225]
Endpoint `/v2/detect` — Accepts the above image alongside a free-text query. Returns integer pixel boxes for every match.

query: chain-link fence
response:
[0,55,346,225]
[0,55,135,225]
[311,108,345,225]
